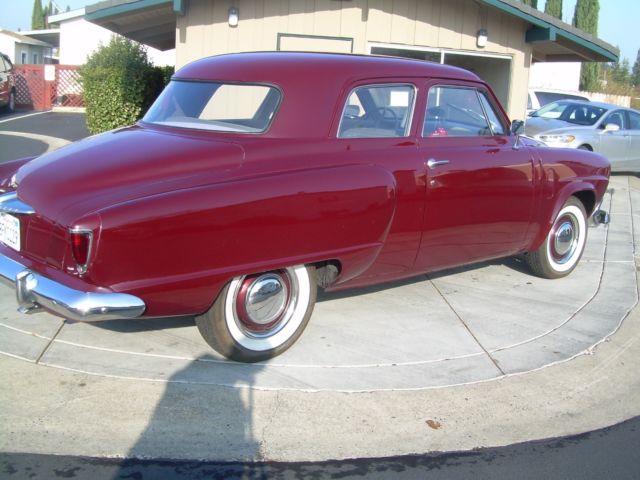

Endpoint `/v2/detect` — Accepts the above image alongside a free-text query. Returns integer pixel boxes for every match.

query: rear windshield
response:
[530,101,606,126]
[143,80,281,133]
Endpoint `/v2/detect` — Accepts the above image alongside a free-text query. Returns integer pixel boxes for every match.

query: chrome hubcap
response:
[552,216,578,263]
[245,274,288,325]
[234,271,294,336]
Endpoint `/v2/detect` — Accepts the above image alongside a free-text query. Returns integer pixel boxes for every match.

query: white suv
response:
[527,89,589,116]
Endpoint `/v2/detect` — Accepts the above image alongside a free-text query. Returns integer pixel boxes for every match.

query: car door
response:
[625,110,640,171]
[599,109,631,167]
[336,81,426,280]
[416,82,536,272]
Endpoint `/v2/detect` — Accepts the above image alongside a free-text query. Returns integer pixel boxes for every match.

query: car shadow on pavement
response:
[86,315,197,333]
[112,356,267,479]
[317,256,529,302]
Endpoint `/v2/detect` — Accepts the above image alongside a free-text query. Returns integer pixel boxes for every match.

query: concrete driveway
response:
[0,112,638,463]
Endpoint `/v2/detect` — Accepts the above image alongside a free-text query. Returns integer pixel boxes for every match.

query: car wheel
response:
[196,265,317,362]
[2,90,15,113]
[525,197,587,279]
[7,90,15,113]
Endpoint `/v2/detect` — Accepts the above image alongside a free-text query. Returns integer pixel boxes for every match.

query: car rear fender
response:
[91,164,398,316]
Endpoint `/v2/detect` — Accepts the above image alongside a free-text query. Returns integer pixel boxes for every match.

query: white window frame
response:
[367,42,512,62]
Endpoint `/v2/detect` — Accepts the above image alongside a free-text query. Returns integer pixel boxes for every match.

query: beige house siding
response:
[176,0,532,119]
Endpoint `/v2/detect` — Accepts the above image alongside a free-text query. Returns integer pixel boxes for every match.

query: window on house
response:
[32,53,38,64]
[21,52,27,64]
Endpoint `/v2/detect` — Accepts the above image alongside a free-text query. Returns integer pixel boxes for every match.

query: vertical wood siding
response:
[176,0,532,118]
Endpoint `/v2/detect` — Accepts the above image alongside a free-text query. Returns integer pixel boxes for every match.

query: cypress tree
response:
[631,49,640,87]
[521,0,538,8]
[31,0,44,30]
[544,0,562,19]
[573,0,600,91]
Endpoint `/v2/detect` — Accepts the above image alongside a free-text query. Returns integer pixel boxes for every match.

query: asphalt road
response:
[0,111,89,162]
[1,416,639,479]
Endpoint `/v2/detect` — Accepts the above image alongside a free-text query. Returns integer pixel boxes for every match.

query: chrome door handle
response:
[426,158,450,169]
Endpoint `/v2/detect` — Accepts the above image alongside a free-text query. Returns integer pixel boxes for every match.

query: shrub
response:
[80,37,172,134]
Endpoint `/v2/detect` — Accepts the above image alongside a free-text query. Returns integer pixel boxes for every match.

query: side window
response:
[338,84,415,138]
[628,111,640,130]
[423,86,492,137]
[478,92,506,135]
[603,111,627,130]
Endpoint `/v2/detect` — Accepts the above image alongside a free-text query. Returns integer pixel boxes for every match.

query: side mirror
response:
[510,120,525,150]
[510,120,525,135]
[602,123,620,133]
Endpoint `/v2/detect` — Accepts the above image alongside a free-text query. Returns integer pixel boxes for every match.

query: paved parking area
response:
[0,180,634,393]
[0,113,638,463]
[0,111,88,162]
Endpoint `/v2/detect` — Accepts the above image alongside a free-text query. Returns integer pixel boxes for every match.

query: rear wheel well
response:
[572,190,596,216]
[313,260,341,288]
[578,144,593,151]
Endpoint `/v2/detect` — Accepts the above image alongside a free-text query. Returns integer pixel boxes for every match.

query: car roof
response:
[172,52,485,138]
[175,51,481,84]
[550,99,636,111]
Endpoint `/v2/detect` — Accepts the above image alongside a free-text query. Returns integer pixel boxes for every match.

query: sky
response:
[0,0,638,65]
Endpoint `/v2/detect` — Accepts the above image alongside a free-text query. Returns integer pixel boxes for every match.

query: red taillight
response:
[70,230,92,268]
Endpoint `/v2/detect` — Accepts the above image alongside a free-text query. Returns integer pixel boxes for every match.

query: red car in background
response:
[0,53,610,362]
[0,52,16,113]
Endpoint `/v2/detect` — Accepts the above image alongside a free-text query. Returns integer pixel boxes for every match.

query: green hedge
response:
[80,37,174,135]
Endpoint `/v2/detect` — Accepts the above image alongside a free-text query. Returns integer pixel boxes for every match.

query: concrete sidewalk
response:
[0,173,638,462]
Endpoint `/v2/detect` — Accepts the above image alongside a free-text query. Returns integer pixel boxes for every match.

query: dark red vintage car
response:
[0,52,610,362]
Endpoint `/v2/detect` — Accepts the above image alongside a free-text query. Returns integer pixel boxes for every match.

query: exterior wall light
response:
[228,6,239,27]
[477,29,488,48]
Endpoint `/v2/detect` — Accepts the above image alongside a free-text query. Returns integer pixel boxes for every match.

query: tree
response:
[613,59,631,84]
[544,0,562,19]
[573,0,600,91]
[31,0,44,30]
[632,49,640,87]
[521,0,538,8]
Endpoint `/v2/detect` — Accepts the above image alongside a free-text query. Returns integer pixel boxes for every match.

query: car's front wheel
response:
[196,265,317,362]
[525,196,587,279]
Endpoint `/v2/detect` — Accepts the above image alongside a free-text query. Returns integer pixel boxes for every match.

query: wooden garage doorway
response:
[369,44,512,111]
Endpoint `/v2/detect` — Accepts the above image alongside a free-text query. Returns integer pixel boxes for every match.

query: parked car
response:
[525,100,640,172]
[527,88,590,116]
[0,53,610,362]
[0,52,16,113]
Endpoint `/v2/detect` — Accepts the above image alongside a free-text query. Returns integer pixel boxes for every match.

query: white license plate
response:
[0,213,21,251]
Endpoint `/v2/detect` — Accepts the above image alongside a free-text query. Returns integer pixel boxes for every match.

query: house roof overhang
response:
[85,0,183,51]
[480,0,618,62]
[19,29,60,48]
[85,0,618,62]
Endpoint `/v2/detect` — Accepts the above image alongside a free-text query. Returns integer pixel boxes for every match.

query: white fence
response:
[582,91,631,107]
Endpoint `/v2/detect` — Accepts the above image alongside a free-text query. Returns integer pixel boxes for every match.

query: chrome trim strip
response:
[0,254,146,322]
[0,191,35,215]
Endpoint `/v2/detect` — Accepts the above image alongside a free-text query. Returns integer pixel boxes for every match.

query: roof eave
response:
[480,0,618,62]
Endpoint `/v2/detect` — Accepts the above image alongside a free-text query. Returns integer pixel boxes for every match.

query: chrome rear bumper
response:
[0,254,145,322]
